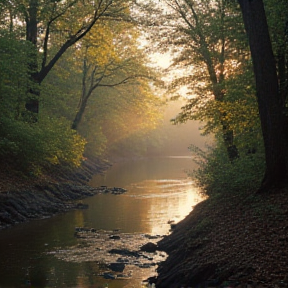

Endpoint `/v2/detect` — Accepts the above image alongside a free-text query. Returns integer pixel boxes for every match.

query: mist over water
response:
[154,99,209,157]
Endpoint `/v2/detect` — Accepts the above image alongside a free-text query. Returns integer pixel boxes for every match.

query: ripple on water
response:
[48,229,167,284]
[127,179,198,198]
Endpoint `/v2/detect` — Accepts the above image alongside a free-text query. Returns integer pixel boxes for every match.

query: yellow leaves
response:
[86,23,114,52]
[211,99,259,135]
[75,18,139,68]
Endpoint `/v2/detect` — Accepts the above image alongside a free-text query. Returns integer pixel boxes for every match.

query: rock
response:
[170,223,177,230]
[108,248,141,258]
[116,257,129,263]
[116,273,132,279]
[140,242,158,253]
[111,187,127,195]
[0,157,111,230]
[103,273,116,279]
[137,263,153,268]
[75,203,89,209]
[109,235,121,240]
[145,234,161,239]
[75,227,90,232]
[108,262,125,272]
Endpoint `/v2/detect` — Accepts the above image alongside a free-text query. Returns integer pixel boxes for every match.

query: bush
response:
[0,116,86,174]
[189,141,265,197]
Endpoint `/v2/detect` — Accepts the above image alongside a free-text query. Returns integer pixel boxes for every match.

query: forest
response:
[1,0,288,287]
[1,0,287,193]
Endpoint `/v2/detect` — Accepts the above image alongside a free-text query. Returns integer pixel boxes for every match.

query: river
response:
[0,157,203,288]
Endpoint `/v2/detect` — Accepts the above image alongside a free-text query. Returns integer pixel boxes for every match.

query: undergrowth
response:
[188,141,265,197]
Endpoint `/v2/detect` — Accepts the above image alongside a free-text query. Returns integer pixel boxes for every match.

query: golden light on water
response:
[125,178,203,235]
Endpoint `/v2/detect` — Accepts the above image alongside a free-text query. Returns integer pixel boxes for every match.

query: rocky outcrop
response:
[0,158,126,230]
[0,184,97,229]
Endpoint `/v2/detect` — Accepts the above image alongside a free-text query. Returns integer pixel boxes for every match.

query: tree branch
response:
[35,0,114,83]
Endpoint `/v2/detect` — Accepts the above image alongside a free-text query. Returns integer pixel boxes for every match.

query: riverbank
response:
[155,186,288,288]
[2,158,288,288]
[0,158,111,230]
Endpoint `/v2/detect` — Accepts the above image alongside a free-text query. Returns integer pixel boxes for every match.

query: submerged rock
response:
[108,262,125,272]
[109,235,121,240]
[75,203,89,209]
[108,248,141,258]
[140,242,158,253]
[103,272,116,279]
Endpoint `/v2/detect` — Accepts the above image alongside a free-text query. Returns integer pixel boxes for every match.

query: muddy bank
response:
[155,187,288,288]
[0,158,114,230]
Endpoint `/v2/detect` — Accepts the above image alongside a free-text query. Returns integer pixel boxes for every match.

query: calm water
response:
[0,157,202,288]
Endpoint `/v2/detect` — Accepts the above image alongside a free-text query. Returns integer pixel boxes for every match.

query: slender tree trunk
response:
[238,0,288,191]
[25,0,40,119]
[71,97,89,130]
[202,40,239,161]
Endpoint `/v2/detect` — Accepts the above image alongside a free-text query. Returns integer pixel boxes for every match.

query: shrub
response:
[0,116,86,174]
[189,140,265,197]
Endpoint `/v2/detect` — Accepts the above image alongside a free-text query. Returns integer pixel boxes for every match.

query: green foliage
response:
[193,218,212,235]
[0,0,166,173]
[78,120,107,159]
[0,32,85,174]
[189,139,265,197]
[0,32,34,118]
[0,116,85,173]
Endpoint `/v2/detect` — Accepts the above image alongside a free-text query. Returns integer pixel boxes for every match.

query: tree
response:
[4,0,131,116]
[70,21,155,130]
[38,20,164,159]
[0,32,33,119]
[238,0,288,190]
[264,0,288,106]
[136,0,251,160]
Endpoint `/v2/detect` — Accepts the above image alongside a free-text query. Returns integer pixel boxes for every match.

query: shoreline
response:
[0,158,111,230]
[155,186,288,288]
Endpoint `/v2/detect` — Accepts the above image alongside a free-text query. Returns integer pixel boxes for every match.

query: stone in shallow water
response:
[140,242,158,253]
[109,235,121,240]
[108,262,125,272]
[103,272,116,279]
[117,257,129,263]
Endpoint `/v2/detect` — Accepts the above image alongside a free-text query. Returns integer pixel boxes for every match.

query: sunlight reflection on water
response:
[89,157,203,236]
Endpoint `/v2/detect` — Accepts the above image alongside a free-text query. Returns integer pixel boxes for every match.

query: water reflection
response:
[88,157,202,235]
[0,157,203,288]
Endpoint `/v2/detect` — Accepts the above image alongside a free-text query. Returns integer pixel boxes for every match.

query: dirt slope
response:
[156,187,288,288]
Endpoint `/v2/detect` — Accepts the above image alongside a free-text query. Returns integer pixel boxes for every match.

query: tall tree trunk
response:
[238,0,288,191]
[25,0,39,119]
